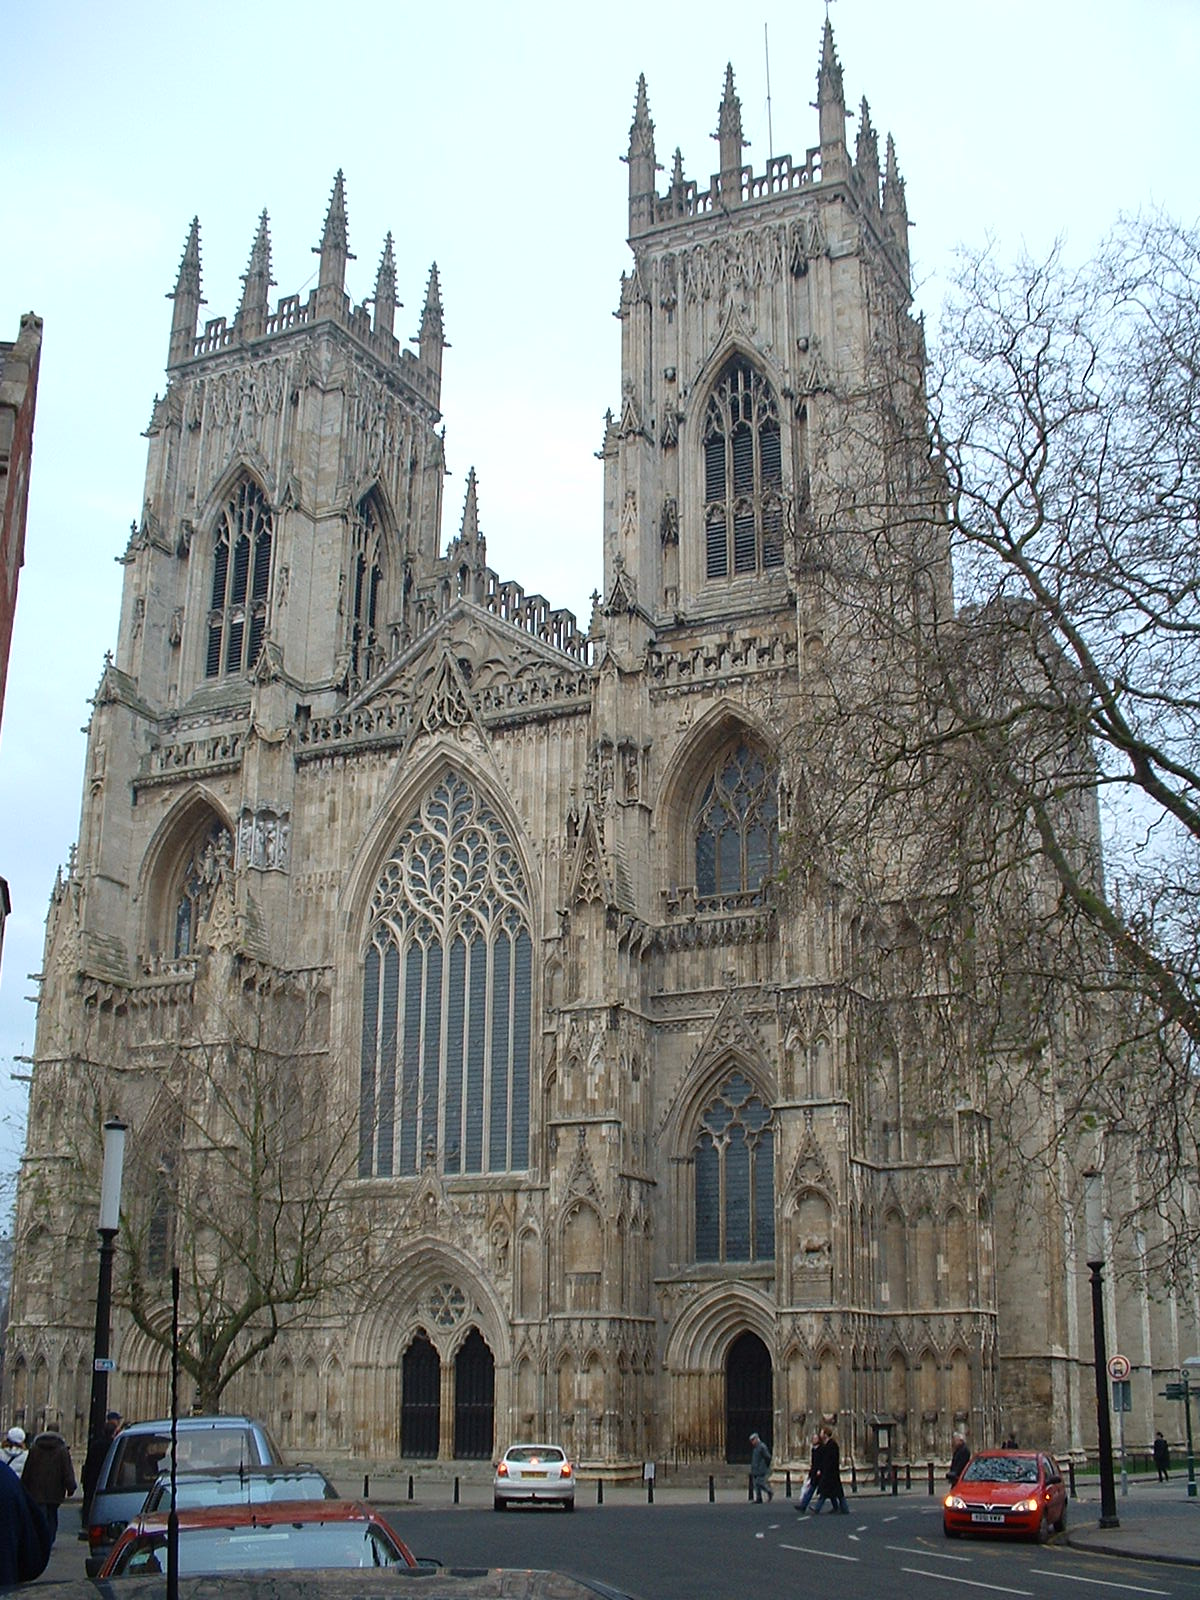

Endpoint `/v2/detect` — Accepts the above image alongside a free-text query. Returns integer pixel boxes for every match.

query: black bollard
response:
[928,1461,935,1495]
[850,1460,857,1493]
[892,1464,899,1497]
[785,1469,792,1497]
[747,1472,754,1502]
[363,1474,369,1499]
[906,1462,911,1490]
[1068,1461,1077,1500]
[407,1474,414,1501]
[597,1478,603,1505]
[453,1477,460,1505]
[708,1475,715,1503]
[647,1476,654,1504]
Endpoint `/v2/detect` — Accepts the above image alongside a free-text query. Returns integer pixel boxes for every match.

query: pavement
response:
[1062,1476,1200,1567]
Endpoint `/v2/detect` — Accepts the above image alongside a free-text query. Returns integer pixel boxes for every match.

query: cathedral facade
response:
[7,28,1196,1472]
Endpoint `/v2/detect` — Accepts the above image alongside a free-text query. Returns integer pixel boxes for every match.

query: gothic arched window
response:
[349,496,384,689]
[694,1071,774,1263]
[703,359,785,579]
[359,772,532,1178]
[171,818,234,958]
[206,479,273,677]
[694,742,778,909]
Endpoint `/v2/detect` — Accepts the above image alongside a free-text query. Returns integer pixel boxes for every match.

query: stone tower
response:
[7,28,1195,1471]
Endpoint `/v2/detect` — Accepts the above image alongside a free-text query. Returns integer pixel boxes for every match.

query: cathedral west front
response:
[7,27,1197,1474]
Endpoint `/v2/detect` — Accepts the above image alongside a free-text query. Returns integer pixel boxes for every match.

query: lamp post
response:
[1084,1171,1119,1528]
[81,1118,127,1519]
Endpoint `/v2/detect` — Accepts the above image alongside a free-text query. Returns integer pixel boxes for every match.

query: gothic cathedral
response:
[8,26,1195,1472]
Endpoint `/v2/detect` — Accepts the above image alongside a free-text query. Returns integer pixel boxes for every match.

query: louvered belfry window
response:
[359,773,532,1178]
[349,496,383,690]
[703,359,785,579]
[206,479,273,677]
[695,1072,775,1263]
[694,742,779,909]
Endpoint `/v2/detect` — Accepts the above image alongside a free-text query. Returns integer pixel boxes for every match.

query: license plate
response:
[971,1513,1006,1524]
[523,1471,547,1479]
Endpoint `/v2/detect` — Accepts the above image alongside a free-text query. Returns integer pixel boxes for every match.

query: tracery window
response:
[694,742,778,909]
[359,772,532,1178]
[703,359,785,579]
[206,479,273,677]
[695,1072,774,1263]
[171,819,234,958]
[349,496,384,689]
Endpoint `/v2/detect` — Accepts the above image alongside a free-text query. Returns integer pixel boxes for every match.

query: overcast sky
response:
[1,0,1197,1181]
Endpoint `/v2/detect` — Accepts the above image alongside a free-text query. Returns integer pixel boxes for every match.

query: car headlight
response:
[1011,1497,1038,1513]
[944,1495,966,1510]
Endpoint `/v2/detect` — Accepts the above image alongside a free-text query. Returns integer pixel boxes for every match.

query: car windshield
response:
[107,1429,257,1491]
[143,1471,336,1512]
[961,1456,1040,1485]
[506,1448,564,1464]
[114,1521,408,1575]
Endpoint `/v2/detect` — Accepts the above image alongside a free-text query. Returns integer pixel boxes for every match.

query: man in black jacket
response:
[0,1461,51,1584]
[21,1424,77,1542]
[948,1432,970,1485]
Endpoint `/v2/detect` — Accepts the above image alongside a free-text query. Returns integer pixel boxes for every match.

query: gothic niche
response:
[236,806,291,871]
[790,1190,833,1305]
[167,816,234,958]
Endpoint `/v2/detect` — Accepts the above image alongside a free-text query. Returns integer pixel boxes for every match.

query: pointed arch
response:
[204,475,273,678]
[353,764,535,1179]
[139,788,236,960]
[347,489,387,691]
[699,354,785,579]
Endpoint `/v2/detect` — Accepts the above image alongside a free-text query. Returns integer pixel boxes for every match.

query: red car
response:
[943,1450,1067,1540]
[99,1499,421,1576]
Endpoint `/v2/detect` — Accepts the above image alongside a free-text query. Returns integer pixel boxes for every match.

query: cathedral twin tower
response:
[8,26,1174,1469]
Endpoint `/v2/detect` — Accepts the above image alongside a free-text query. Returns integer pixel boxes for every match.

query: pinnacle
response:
[171,216,202,297]
[818,15,844,98]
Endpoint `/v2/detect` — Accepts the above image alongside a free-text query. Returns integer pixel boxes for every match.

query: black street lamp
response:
[1084,1171,1119,1529]
[81,1118,127,1520]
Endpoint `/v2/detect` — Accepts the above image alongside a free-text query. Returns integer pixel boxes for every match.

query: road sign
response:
[93,1357,115,1372]
[1111,1379,1132,1412]
[1164,1382,1186,1399]
[1108,1354,1131,1381]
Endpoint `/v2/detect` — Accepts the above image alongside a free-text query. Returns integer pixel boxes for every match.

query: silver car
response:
[493,1443,575,1511]
[84,1414,283,1575]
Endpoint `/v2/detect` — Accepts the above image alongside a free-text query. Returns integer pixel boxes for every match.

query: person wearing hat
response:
[21,1423,76,1543]
[2,1427,28,1477]
[749,1431,774,1503]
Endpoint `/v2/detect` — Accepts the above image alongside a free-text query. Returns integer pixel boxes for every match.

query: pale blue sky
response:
[1,0,1197,1176]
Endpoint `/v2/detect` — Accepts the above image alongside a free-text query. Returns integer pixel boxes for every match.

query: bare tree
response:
[114,977,361,1414]
[789,212,1200,1279]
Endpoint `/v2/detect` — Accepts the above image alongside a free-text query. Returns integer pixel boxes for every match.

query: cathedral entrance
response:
[454,1328,495,1459]
[725,1331,772,1463]
[401,1335,440,1458]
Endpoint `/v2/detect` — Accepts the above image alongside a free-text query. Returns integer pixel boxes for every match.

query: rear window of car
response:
[107,1428,261,1492]
[506,1447,565,1464]
[114,1521,410,1575]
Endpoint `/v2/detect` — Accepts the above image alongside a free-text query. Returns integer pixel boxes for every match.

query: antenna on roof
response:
[764,23,774,162]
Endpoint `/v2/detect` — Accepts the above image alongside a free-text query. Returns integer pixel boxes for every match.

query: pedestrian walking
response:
[0,1460,51,1586]
[795,1429,823,1512]
[21,1424,76,1542]
[809,1425,849,1514]
[1153,1431,1170,1482]
[2,1426,28,1477]
[749,1432,774,1502]
[947,1431,970,1486]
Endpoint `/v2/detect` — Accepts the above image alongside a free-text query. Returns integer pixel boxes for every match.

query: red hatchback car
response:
[99,1499,421,1576]
[943,1450,1067,1541]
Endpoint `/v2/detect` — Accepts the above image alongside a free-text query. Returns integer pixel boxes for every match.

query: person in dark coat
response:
[21,1423,77,1541]
[1153,1432,1170,1482]
[810,1426,849,1514]
[948,1431,970,1486]
[0,1460,51,1584]
[749,1432,774,1502]
[795,1429,823,1512]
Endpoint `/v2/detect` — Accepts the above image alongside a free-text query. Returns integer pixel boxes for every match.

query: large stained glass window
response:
[359,773,532,1177]
[694,743,778,909]
[349,495,383,691]
[695,1072,774,1263]
[206,479,273,677]
[703,359,785,580]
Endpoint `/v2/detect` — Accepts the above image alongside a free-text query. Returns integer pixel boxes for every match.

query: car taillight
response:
[496,1462,508,1477]
[561,1463,572,1478]
[87,1527,103,1551]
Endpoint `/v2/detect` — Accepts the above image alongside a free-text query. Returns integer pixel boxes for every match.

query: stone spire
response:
[373,232,398,340]
[419,262,445,393]
[459,467,481,552]
[314,170,353,316]
[235,210,274,341]
[167,217,203,366]
[715,63,746,202]
[855,98,881,208]
[668,146,687,215]
[626,74,657,234]
[816,19,848,179]
[883,133,911,281]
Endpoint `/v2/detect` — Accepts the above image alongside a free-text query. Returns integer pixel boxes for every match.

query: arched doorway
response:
[401,1334,440,1458]
[725,1330,772,1463]
[454,1328,495,1459]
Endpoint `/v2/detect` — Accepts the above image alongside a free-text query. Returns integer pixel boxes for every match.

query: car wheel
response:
[494,1497,506,1512]
[1035,1513,1049,1544]
[1053,1502,1066,1534]
[944,1525,960,1539]
[563,1498,575,1512]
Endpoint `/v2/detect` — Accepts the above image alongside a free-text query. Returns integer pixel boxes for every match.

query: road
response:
[42,1492,1200,1600]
